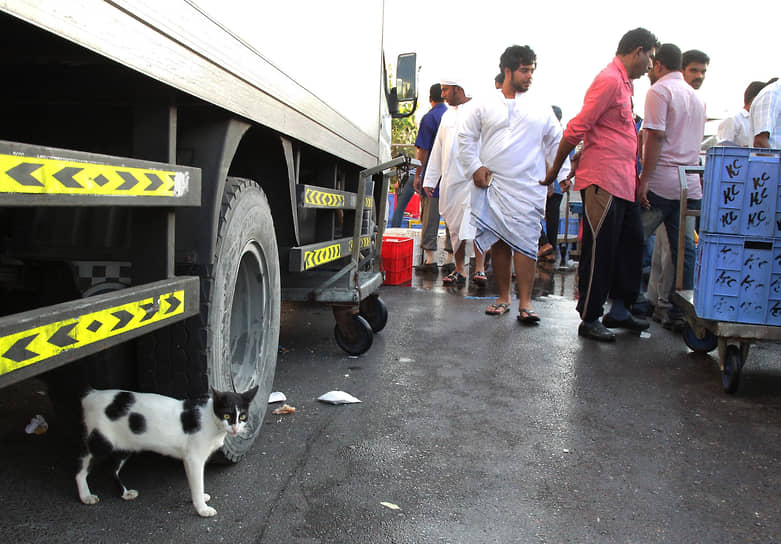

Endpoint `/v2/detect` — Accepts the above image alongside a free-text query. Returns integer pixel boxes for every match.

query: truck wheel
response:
[139,177,280,463]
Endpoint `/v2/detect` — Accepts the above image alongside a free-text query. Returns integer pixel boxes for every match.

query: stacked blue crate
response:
[694,147,781,325]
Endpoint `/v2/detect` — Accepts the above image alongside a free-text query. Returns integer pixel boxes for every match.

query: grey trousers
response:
[420,193,440,251]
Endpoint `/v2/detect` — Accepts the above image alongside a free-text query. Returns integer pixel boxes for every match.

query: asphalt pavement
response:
[2,261,781,543]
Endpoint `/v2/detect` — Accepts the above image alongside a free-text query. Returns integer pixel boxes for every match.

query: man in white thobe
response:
[423,78,486,286]
[458,45,569,322]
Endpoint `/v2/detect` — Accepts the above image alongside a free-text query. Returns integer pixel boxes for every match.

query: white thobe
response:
[458,89,570,258]
[423,103,475,251]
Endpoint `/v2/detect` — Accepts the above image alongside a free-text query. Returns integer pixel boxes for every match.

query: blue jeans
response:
[390,178,415,228]
[641,192,701,295]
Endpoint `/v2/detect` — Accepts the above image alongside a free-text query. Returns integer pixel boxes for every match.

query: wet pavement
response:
[2,258,781,543]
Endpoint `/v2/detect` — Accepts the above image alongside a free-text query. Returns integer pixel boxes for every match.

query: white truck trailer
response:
[0,0,417,460]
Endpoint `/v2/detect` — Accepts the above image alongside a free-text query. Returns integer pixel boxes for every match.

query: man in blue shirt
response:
[413,83,448,270]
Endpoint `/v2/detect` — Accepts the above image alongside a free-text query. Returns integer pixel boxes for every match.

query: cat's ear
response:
[242,385,259,404]
[210,386,221,401]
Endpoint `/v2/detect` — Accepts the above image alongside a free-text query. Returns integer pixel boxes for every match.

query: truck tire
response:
[138,177,280,463]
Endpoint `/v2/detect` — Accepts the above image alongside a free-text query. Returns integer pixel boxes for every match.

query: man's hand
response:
[413,174,422,194]
[423,186,435,198]
[636,176,650,209]
[472,166,492,188]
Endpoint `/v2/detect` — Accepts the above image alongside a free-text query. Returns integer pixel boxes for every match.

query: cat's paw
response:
[80,494,100,505]
[197,505,217,517]
[203,493,210,502]
[122,489,139,501]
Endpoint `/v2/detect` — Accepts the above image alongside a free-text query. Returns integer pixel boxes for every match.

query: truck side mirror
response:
[390,52,417,119]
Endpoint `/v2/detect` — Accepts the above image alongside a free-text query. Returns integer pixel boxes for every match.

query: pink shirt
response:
[564,57,638,202]
[643,71,705,200]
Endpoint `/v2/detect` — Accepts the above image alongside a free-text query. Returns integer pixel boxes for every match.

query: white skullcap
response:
[440,78,469,97]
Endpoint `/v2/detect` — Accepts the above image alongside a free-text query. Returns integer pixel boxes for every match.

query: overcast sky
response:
[383,0,778,131]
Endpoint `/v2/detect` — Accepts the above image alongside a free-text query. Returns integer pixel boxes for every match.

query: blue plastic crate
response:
[693,233,781,325]
[701,146,781,238]
[557,216,580,237]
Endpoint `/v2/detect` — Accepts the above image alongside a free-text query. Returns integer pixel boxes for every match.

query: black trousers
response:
[576,185,643,323]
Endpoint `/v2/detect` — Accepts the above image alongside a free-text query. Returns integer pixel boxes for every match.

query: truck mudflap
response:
[282,156,418,355]
[0,140,202,388]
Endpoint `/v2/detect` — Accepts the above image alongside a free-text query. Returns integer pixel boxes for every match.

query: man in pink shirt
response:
[542,28,659,342]
[637,43,706,331]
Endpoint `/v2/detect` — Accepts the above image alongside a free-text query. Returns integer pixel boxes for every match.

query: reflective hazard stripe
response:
[0,153,186,197]
[0,289,185,376]
[303,243,341,269]
[304,188,345,208]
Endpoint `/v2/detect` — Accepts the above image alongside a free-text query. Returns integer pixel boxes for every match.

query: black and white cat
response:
[76,385,258,517]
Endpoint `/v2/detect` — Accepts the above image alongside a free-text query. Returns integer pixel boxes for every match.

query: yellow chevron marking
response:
[0,154,181,197]
[348,236,372,252]
[303,244,341,270]
[304,188,345,208]
[0,290,185,376]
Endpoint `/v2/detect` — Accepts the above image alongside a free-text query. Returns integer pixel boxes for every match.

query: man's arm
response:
[637,128,664,207]
[754,131,771,148]
[413,147,430,193]
[422,130,444,197]
[456,101,491,187]
[541,137,576,188]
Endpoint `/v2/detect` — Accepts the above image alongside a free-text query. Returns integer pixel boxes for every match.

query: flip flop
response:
[472,271,487,285]
[517,308,540,325]
[485,302,511,316]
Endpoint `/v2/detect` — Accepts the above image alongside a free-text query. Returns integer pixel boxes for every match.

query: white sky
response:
[383,0,779,132]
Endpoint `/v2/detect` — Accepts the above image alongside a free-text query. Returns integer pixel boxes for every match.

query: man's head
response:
[494,72,504,89]
[681,50,709,89]
[429,83,444,105]
[744,81,767,109]
[648,43,681,84]
[440,79,468,107]
[616,28,660,79]
[499,45,537,94]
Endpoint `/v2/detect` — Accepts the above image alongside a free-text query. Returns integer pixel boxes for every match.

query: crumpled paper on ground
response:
[317,391,361,404]
[25,414,48,435]
[268,392,287,404]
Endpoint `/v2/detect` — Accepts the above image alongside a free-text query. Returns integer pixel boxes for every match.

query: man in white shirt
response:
[751,78,781,148]
[458,45,569,323]
[423,78,487,286]
[637,43,706,331]
[718,81,766,146]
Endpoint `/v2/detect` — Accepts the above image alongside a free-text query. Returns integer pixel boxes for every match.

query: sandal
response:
[472,271,487,285]
[485,302,511,315]
[442,271,466,285]
[537,243,554,258]
[517,308,540,325]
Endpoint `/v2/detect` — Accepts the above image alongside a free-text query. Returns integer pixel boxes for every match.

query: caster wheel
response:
[682,324,717,353]
[334,314,373,355]
[721,345,742,394]
[360,295,388,333]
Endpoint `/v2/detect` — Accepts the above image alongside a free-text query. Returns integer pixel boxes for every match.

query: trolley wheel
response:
[334,314,374,356]
[682,324,717,353]
[359,295,388,333]
[721,345,743,394]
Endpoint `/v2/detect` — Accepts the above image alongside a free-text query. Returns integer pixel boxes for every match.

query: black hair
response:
[682,49,710,69]
[499,45,537,74]
[551,105,562,121]
[744,81,767,105]
[615,28,660,55]
[654,43,681,71]
[495,72,505,85]
[429,83,443,103]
